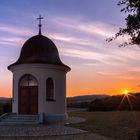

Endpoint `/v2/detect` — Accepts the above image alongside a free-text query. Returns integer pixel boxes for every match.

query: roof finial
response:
[37,15,44,35]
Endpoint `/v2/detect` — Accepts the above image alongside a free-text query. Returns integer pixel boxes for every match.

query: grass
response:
[68,111,140,140]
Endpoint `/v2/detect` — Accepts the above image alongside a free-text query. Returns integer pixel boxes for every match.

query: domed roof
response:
[8,34,70,70]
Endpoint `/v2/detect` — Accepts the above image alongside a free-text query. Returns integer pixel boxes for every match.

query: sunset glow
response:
[123,90,129,95]
[0,0,140,98]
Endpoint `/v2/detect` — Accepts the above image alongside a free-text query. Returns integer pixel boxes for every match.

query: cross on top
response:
[37,15,44,26]
[37,15,44,35]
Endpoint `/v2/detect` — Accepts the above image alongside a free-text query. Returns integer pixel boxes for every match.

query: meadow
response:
[68,111,140,140]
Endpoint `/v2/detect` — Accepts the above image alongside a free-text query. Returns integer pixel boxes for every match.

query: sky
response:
[0,0,140,97]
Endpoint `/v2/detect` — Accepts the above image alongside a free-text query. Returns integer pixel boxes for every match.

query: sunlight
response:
[122,90,129,95]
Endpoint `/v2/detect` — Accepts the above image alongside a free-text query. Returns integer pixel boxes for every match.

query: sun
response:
[122,90,129,95]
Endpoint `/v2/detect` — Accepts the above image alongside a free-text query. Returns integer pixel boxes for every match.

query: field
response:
[68,111,140,140]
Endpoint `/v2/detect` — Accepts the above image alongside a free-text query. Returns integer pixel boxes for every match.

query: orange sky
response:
[66,72,140,97]
[0,0,140,98]
[2,67,140,98]
[1,74,140,98]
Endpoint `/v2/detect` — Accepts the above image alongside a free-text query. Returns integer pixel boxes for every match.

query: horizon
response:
[1,92,140,98]
[1,0,140,98]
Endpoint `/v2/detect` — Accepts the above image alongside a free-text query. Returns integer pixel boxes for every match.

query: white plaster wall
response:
[9,64,69,121]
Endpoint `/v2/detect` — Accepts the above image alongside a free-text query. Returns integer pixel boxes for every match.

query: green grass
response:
[68,111,140,140]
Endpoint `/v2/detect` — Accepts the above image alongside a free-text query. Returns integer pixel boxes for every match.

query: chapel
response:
[8,16,71,122]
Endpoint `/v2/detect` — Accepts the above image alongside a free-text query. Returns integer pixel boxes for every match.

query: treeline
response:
[67,101,89,108]
[0,103,12,115]
[67,93,140,111]
[89,93,140,111]
[67,95,109,108]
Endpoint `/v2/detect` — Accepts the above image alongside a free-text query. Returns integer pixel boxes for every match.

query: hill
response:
[0,98,12,104]
[67,95,109,103]
[67,95,109,108]
[89,92,140,111]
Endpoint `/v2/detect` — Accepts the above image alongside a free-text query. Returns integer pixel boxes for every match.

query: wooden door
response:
[29,86,38,114]
[19,86,38,114]
[19,86,29,114]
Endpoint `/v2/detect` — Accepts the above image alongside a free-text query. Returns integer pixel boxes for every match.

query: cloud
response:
[1,2,140,97]
[0,36,24,46]
[128,68,140,72]
[49,16,138,45]
[0,24,33,36]
[73,22,115,38]
[60,47,109,62]
[48,15,116,38]
[61,54,101,66]
[97,71,139,80]
[1,14,140,72]
[47,16,140,65]
[97,72,121,76]
[115,76,138,80]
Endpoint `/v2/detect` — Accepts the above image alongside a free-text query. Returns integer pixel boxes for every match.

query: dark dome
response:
[8,35,70,70]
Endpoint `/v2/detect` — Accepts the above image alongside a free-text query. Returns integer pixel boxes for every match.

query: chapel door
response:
[29,86,38,114]
[19,74,38,114]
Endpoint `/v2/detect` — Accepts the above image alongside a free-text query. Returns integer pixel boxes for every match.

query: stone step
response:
[0,121,39,125]
[6,116,39,120]
[3,118,38,121]
[7,114,38,117]
[1,116,39,121]
[0,114,40,125]
[9,115,38,118]
[2,119,39,122]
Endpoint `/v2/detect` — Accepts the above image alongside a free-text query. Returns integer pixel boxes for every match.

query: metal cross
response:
[37,15,44,35]
[37,15,44,26]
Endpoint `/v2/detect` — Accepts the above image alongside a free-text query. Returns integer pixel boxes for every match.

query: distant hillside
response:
[0,98,12,104]
[67,95,109,104]
[89,92,140,111]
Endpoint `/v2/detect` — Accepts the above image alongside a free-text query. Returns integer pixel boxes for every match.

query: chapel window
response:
[46,78,54,101]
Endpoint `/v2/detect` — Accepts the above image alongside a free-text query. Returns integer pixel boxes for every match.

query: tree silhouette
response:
[107,0,140,47]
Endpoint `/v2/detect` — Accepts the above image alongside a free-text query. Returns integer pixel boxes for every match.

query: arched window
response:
[20,74,38,87]
[46,78,54,101]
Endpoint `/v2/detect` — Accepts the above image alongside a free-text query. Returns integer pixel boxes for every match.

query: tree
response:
[107,0,140,47]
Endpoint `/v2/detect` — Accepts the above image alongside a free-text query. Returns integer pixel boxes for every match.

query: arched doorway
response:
[19,74,38,114]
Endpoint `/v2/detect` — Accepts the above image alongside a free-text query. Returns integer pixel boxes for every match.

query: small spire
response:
[37,15,44,35]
